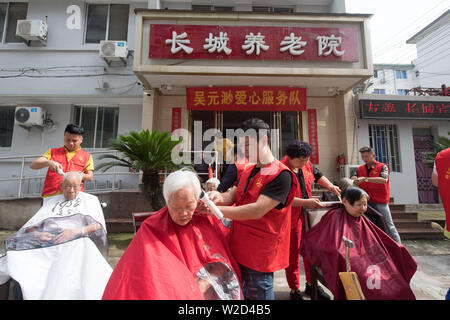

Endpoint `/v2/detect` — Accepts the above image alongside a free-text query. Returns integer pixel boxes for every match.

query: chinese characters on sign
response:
[186,87,306,111]
[360,99,450,120]
[150,24,358,61]
[307,109,319,164]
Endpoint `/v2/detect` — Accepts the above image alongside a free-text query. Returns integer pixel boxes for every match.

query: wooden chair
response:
[131,212,156,233]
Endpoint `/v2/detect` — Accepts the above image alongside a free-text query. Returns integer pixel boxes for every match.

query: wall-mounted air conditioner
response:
[99,40,128,64]
[16,19,48,42]
[15,106,46,127]
[340,165,360,179]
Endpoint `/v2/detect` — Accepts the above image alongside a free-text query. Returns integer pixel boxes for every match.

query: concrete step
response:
[389,204,406,211]
[106,218,134,233]
[398,228,444,240]
[391,211,418,220]
[393,219,432,229]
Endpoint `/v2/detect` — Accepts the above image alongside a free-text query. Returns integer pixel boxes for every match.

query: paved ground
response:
[1,229,449,300]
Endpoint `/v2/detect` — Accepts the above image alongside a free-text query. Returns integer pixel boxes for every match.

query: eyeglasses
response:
[63,185,81,190]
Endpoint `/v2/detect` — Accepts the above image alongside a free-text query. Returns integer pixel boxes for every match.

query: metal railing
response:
[0,150,219,200]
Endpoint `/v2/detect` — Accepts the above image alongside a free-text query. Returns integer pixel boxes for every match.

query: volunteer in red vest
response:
[281,140,341,300]
[351,146,401,243]
[432,148,450,240]
[207,118,298,300]
[30,124,94,203]
[218,142,252,193]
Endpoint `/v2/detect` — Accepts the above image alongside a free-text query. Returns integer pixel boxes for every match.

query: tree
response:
[424,131,450,168]
[96,130,182,210]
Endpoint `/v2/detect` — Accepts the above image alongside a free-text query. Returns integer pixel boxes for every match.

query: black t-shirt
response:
[295,166,323,199]
[242,166,292,210]
[217,164,237,193]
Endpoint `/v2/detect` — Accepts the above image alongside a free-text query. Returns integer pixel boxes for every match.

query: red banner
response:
[171,107,182,131]
[307,109,319,164]
[186,86,306,111]
[150,24,358,62]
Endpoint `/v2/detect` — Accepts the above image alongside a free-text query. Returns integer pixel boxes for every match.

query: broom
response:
[338,236,365,300]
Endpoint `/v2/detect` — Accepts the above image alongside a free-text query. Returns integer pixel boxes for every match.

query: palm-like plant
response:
[424,131,450,168]
[96,130,182,210]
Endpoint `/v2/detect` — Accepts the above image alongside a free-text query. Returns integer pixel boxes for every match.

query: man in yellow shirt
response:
[30,124,94,201]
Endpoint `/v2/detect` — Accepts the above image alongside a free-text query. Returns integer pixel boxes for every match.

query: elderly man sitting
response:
[0,171,112,300]
[102,169,242,300]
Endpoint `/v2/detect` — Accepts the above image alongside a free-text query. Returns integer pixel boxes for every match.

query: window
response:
[0,2,28,43]
[374,89,386,94]
[397,89,408,95]
[252,6,293,13]
[0,106,15,147]
[73,106,119,148]
[85,4,129,44]
[192,5,233,12]
[368,124,401,172]
[374,70,379,78]
[395,70,407,79]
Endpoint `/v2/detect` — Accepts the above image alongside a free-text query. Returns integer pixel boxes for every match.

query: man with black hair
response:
[207,118,298,300]
[30,124,94,202]
[281,140,340,300]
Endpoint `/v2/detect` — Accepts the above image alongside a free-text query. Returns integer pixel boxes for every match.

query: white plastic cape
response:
[0,192,112,300]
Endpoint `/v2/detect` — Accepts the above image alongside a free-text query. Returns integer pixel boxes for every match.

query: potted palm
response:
[424,131,450,168]
[96,129,182,211]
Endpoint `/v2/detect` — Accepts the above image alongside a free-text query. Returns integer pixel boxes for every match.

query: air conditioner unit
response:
[380,79,386,84]
[15,106,45,127]
[340,165,360,179]
[16,20,48,41]
[100,40,128,62]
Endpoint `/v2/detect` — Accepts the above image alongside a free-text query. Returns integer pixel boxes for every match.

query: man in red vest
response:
[432,148,450,239]
[30,124,94,203]
[351,146,401,243]
[281,140,340,300]
[207,118,298,300]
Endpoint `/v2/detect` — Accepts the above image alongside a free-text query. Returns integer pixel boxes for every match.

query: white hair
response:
[163,170,202,203]
[205,178,220,187]
[62,171,83,184]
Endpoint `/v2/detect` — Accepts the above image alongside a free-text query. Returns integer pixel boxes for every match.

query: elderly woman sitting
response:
[102,169,242,300]
[0,171,112,300]
[300,187,417,300]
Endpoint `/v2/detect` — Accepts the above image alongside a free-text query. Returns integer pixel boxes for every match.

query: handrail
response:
[0,150,219,199]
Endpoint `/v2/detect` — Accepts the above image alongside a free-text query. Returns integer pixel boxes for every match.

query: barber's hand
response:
[328,185,342,197]
[34,231,54,242]
[303,198,324,209]
[207,191,223,205]
[47,160,63,173]
[353,177,366,185]
[196,201,211,216]
[53,228,81,244]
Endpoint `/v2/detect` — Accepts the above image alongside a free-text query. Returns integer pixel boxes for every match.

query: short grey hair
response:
[338,178,354,192]
[205,178,220,188]
[62,171,83,184]
[163,170,202,203]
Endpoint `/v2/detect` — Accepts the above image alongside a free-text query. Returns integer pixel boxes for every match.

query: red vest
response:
[281,156,303,227]
[234,158,252,186]
[435,148,450,233]
[301,161,315,198]
[230,159,298,272]
[41,147,91,196]
[357,161,390,204]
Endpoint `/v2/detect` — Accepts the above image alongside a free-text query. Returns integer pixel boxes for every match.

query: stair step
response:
[391,212,418,219]
[397,228,443,240]
[393,220,432,228]
[106,218,134,233]
[389,204,406,211]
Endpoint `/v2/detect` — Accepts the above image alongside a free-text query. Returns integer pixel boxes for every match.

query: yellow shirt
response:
[42,147,94,198]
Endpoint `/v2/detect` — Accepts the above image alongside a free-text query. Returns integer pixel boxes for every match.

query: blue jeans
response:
[369,201,401,243]
[240,264,274,300]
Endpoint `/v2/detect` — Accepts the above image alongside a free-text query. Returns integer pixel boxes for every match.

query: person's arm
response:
[217,164,237,192]
[82,170,94,182]
[292,197,323,209]
[218,194,280,220]
[30,156,63,173]
[317,176,341,196]
[208,186,237,206]
[82,155,94,182]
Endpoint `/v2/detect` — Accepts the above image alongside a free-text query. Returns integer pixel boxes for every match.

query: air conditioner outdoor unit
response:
[15,106,45,127]
[100,40,128,62]
[340,165,360,179]
[16,19,48,41]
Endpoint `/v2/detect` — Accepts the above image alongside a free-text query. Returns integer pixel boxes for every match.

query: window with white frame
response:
[73,106,119,148]
[0,106,15,147]
[397,89,408,95]
[85,4,129,44]
[374,89,386,94]
[368,124,401,172]
[395,70,407,79]
[0,2,28,43]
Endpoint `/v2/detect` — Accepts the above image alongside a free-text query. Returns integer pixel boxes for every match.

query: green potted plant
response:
[96,129,182,211]
[423,131,450,168]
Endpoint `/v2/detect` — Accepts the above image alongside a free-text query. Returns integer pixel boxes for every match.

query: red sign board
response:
[307,109,319,164]
[150,24,358,62]
[171,107,182,131]
[186,86,306,111]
